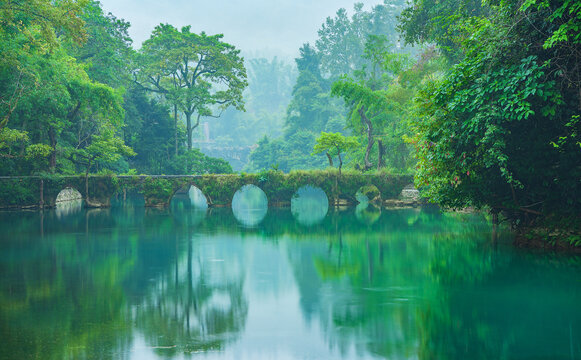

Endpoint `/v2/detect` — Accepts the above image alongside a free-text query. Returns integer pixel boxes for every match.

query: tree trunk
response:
[185,112,202,151]
[174,104,179,156]
[85,158,92,203]
[358,106,374,170]
[338,151,343,176]
[186,112,192,151]
[39,179,44,208]
[326,152,334,167]
[377,139,385,170]
[48,126,57,172]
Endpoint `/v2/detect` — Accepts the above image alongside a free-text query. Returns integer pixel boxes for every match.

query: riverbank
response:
[514,235,581,253]
[430,206,581,253]
[514,223,581,253]
[503,211,581,252]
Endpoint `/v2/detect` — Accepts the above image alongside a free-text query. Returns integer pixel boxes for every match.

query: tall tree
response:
[137,24,248,150]
[332,35,413,171]
[316,1,408,79]
[398,0,489,62]
[285,44,338,138]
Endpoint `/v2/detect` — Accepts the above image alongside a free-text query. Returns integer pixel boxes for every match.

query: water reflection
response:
[134,237,248,355]
[231,184,267,227]
[111,190,145,208]
[291,185,329,226]
[0,208,580,359]
[170,189,208,228]
[355,202,381,225]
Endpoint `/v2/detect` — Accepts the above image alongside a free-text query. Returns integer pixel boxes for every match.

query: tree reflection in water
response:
[133,236,248,356]
[289,210,581,359]
[0,208,580,359]
[0,210,135,360]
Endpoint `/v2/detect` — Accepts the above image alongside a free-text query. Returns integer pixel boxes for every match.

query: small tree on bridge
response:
[312,132,358,175]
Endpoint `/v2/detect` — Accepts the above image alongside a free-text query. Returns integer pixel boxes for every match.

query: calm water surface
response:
[0,194,580,360]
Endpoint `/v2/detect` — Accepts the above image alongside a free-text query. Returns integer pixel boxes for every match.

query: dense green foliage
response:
[398,0,489,62]
[400,0,581,235]
[1,0,579,241]
[0,0,236,176]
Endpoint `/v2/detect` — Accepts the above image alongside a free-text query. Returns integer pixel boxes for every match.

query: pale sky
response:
[98,0,385,59]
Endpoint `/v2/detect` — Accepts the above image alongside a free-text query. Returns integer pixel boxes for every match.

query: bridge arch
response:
[55,187,83,204]
[355,184,382,206]
[170,185,209,210]
[188,185,209,209]
[291,185,329,226]
[231,184,268,227]
[55,187,83,217]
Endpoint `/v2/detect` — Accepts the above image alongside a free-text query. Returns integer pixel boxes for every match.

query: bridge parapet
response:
[0,172,415,209]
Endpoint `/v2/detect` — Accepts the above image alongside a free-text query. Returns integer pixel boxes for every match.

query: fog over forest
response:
[96,0,393,170]
[99,0,384,58]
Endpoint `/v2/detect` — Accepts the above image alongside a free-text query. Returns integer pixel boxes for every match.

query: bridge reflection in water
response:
[232,185,268,227]
[55,187,83,218]
[164,183,338,228]
[2,205,577,360]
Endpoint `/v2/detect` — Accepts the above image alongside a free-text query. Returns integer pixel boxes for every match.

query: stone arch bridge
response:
[0,172,414,209]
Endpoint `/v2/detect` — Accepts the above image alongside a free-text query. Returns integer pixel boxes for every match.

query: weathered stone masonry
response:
[0,172,414,209]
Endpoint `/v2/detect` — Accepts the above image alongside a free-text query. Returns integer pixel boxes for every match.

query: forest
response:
[0,0,580,244]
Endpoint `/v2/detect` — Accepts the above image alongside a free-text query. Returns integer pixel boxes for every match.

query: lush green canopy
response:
[137,24,247,150]
[0,0,236,176]
[312,131,358,174]
[402,0,581,235]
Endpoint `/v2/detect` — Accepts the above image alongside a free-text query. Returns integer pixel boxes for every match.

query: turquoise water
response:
[0,195,580,359]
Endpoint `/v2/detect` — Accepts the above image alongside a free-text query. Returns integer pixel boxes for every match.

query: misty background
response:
[97,0,404,171]
[98,0,384,58]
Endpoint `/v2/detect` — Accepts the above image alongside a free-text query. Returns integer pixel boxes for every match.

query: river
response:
[0,189,580,359]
